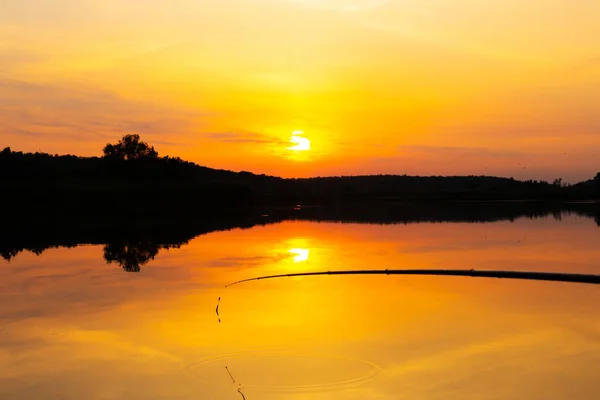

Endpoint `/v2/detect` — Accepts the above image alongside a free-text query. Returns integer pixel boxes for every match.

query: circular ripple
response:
[183,350,382,392]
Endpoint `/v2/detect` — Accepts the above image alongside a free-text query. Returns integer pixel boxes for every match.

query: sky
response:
[1,0,599,181]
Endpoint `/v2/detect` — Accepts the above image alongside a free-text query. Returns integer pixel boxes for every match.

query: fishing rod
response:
[217,269,598,323]
[225,268,600,287]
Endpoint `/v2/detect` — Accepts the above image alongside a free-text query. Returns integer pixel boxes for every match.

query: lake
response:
[1,208,599,399]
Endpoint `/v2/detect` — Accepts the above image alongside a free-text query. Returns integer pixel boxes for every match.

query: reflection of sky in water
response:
[0,216,599,399]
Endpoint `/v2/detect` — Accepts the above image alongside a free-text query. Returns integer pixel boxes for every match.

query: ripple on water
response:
[182,350,382,393]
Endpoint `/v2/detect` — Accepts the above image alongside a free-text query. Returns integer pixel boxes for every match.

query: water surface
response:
[1,212,599,399]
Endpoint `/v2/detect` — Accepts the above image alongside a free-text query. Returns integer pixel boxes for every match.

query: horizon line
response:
[2,146,597,184]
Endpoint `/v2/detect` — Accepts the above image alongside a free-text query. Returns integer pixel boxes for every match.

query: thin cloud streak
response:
[0,78,204,150]
[203,131,288,145]
[398,145,522,159]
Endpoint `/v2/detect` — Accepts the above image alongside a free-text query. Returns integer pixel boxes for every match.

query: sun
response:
[287,130,311,151]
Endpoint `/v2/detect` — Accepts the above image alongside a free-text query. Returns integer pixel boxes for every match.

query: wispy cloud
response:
[203,131,287,145]
[0,49,45,74]
[398,145,522,159]
[282,0,391,12]
[0,78,203,149]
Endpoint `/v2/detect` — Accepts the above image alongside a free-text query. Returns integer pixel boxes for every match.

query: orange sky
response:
[1,0,599,181]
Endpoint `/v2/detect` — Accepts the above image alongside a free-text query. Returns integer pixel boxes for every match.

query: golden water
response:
[1,216,598,399]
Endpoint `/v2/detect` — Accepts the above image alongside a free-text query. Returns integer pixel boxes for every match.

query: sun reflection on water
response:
[289,248,310,262]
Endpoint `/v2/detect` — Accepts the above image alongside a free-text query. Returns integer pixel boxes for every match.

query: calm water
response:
[1,213,599,399]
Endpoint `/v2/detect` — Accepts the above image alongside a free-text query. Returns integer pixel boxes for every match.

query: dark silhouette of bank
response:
[1,134,599,219]
[0,135,255,220]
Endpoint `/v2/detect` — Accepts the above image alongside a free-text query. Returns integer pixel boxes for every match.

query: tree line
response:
[1,134,599,211]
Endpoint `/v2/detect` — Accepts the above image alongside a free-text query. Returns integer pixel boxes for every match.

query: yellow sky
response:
[1,0,599,180]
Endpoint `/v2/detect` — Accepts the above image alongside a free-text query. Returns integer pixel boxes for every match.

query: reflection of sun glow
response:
[289,248,310,262]
[288,130,311,151]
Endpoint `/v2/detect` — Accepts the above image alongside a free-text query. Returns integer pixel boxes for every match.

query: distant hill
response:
[1,135,598,216]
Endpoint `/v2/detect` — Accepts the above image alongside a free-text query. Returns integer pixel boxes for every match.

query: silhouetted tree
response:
[103,134,158,161]
[0,147,11,158]
[595,172,600,195]
[553,177,563,187]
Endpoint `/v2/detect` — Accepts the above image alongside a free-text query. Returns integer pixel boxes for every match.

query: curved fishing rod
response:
[225,269,600,287]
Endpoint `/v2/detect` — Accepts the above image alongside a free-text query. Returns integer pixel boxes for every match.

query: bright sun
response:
[288,130,311,151]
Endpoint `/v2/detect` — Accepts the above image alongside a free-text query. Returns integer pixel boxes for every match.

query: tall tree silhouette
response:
[103,134,158,161]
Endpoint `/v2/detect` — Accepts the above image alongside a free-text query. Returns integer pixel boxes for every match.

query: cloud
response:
[398,145,522,159]
[0,49,45,73]
[572,54,600,70]
[282,0,391,12]
[0,78,203,150]
[203,131,287,145]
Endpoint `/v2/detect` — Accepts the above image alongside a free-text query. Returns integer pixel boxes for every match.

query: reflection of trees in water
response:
[2,204,600,264]
[103,240,162,272]
[103,240,181,272]
[1,245,66,261]
[0,249,19,261]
